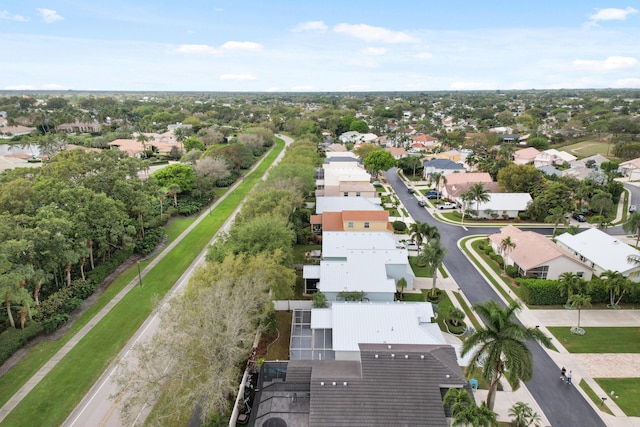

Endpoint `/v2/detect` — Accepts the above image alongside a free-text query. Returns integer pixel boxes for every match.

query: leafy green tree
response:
[497,164,545,194]
[363,150,397,178]
[568,294,591,329]
[589,190,613,216]
[183,136,205,152]
[313,291,327,308]
[396,277,407,300]
[462,300,552,410]
[557,272,587,306]
[349,119,369,133]
[152,163,196,192]
[600,270,634,307]
[526,182,575,222]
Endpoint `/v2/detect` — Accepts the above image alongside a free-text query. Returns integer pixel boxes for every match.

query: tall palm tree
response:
[167,184,182,208]
[545,206,567,237]
[419,239,448,297]
[460,190,476,226]
[409,221,426,247]
[442,388,497,427]
[467,183,491,219]
[557,272,584,306]
[423,223,441,245]
[462,300,552,411]
[568,293,591,329]
[623,211,640,247]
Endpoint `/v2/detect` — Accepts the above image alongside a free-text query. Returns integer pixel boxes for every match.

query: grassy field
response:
[546,327,640,353]
[559,139,619,160]
[594,378,640,417]
[0,140,285,427]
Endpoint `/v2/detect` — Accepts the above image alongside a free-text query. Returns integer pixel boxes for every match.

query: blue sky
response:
[2,1,640,92]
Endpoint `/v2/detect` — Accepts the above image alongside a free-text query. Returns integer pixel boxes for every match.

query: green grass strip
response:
[452,291,481,330]
[594,378,640,417]
[1,140,285,427]
[546,327,640,353]
[579,379,614,416]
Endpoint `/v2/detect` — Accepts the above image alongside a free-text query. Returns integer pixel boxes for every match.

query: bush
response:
[0,321,43,365]
[505,265,519,278]
[134,227,167,254]
[43,313,70,334]
[517,278,564,305]
[392,221,407,233]
[490,253,504,267]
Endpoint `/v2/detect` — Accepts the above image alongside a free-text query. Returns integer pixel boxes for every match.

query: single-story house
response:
[384,146,408,160]
[534,149,577,168]
[513,147,540,165]
[0,125,37,139]
[423,158,466,180]
[618,157,640,181]
[465,193,532,219]
[310,210,392,234]
[439,172,494,200]
[489,225,592,280]
[252,343,470,427]
[555,228,640,281]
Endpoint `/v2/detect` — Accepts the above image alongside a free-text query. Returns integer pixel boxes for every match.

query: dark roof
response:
[253,344,470,427]
[423,158,465,170]
[323,156,363,164]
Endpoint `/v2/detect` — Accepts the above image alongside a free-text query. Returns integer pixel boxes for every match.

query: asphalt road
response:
[384,169,606,427]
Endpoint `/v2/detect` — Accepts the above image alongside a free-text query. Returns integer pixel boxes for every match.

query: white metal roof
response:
[326,302,443,352]
[315,197,382,214]
[322,232,403,257]
[556,228,640,274]
[467,193,532,212]
[311,308,333,329]
[303,265,321,279]
[317,255,396,293]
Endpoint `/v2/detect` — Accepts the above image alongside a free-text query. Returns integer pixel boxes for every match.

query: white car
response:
[405,241,419,251]
[437,202,456,209]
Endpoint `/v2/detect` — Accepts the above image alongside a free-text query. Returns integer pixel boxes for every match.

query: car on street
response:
[572,213,587,222]
[437,202,456,209]
[418,200,426,207]
[425,190,442,199]
[630,205,637,213]
[407,187,416,193]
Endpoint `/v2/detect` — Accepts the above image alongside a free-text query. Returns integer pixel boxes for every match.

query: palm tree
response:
[423,223,441,245]
[419,239,448,297]
[600,270,630,308]
[623,211,640,247]
[442,387,498,427]
[545,206,567,237]
[429,172,447,199]
[568,293,592,329]
[508,401,542,427]
[467,183,491,219]
[462,300,552,411]
[499,236,516,263]
[557,272,582,306]
[136,132,150,156]
[409,221,426,247]
[396,277,407,300]
[460,190,476,225]
[167,184,182,208]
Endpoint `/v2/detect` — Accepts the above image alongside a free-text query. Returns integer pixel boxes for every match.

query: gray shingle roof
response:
[423,158,465,170]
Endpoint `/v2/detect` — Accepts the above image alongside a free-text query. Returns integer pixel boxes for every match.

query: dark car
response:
[425,191,442,199]
[407,187,416,194]
[572,213,587,222]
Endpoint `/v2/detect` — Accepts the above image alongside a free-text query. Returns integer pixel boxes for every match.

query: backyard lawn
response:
[546,327,640,353]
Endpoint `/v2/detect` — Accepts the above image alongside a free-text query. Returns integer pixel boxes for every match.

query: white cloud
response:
[291,21,328,32]
[292,85,315,91]
[220,41,263,52]
[612,77,640,88]
[590,7,638,22]
[363,47,386,56]
[340,85,372,91]
[265,87,280,92]
[4,84,37,90]
[174,44,220,55]
[0,10,28,21]
[572,56,638,71]
[450,81,496,90]
[41,83,67,90]
[37,8,63,23]
[219,73,256,81]
[415,52,433,59]
[333,23,418,43]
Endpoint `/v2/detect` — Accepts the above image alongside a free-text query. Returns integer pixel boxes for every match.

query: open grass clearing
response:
[546,327,640,353]
[263,311,292,361]
[560,139,618,160]
[579,379,614,416]
[594,378,640,417]
[0,141,285,427]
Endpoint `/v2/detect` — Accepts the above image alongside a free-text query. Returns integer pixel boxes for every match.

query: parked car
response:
[630,205,637,213]
[418,200,426,207]
[407,187,416,194]
[437,202,456,209]
[405,241,419,251]
[572,213,587,222]
[425,190,442,199]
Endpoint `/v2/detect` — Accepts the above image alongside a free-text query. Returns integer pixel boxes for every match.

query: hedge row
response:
[516,278,640,305]
[0,321,44,366]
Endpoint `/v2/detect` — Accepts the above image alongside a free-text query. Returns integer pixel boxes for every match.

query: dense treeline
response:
[113,137,323,425]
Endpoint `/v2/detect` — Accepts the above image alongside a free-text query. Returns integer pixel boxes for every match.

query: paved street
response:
[385,168,618,427]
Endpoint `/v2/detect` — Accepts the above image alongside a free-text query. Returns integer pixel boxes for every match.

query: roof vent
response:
[391,354,395,358]
[446,374,451,379]
[405,355,409,359]
[320,382,324,386]
[375,354,378,358]
[332,382,336,386]
[388,345,392,349]
[421,355,425,359]
[343,382,348,386]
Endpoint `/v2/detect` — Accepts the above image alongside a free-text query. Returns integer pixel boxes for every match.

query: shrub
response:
[392,221,407,233]
[0,321,43,365]
[43,313,70,334]
[517,278,564,305]
[505,265,519,278]
[134,227,167,254]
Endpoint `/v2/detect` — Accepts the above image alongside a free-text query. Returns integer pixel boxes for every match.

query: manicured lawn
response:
[0,140,285,427]
[292,244,321,264]
[401,291,426,302]
[409,256,434,277]
[546,327,640,353]
[579,379,614,416]
[594,378,640,417]
[452,291,482,330]
[461,237,515,305]
[264,311,292,361]
[164,216,196,242]
[560,139,619,160]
